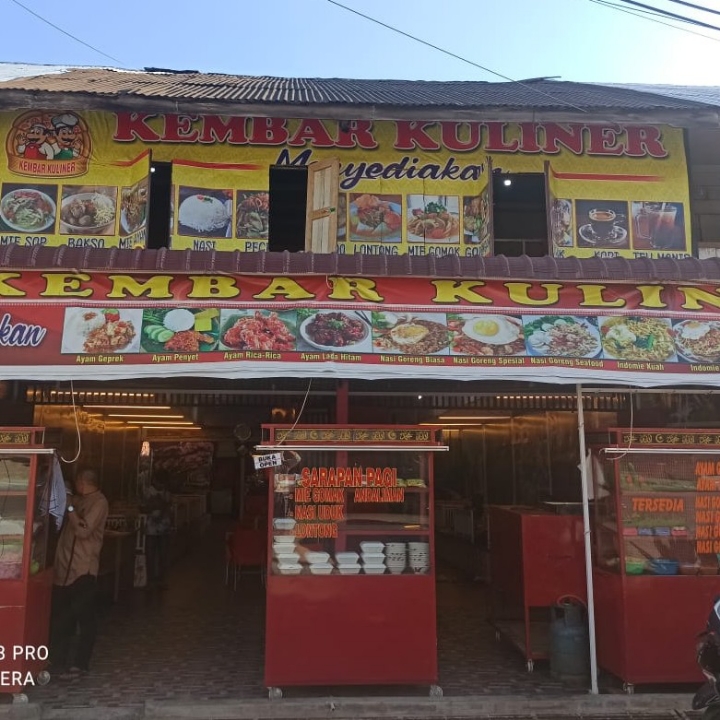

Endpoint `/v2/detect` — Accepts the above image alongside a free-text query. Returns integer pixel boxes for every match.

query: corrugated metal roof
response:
[2,245,719,282]
[0,66,714,111]
[610,83,720,106]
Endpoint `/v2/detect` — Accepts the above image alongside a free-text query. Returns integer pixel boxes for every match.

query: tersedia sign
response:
[2,270,720,385]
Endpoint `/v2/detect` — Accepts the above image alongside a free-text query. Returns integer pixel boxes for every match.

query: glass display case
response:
[590,428,720,689]
[0,427,55,697]
[261,425,445,698]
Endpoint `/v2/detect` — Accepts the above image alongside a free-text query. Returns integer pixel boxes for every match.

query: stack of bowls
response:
[385,542,407,574]
[408,542,430,574]
[335,551,361,574]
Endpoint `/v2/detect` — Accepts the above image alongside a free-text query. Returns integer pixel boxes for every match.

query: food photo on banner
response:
[0,111,690,258]
[3,271,720,384]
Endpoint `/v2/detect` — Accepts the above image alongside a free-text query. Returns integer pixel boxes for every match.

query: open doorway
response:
[147,161,172,250]
[492,172,548,257]
[268,165,308,253]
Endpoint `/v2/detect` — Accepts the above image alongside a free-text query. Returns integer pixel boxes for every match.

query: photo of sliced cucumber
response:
[140,309,219,354]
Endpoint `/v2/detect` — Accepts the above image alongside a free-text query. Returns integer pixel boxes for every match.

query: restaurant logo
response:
[6,110,92,178]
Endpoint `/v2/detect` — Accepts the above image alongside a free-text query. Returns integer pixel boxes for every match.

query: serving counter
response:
[591,428,720,689]
[260,424,445,698]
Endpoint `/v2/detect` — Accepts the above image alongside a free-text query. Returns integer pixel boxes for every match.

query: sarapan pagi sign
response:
[6,270,720,385]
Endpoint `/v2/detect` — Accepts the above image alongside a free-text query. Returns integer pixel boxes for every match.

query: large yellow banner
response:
[0,110,691,258]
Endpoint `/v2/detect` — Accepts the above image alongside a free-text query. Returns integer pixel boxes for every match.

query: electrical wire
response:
[661,0,720,16]
[60,380,82,465]
[589,0,720,41]
[616,0,720,30]
[6,0,126,66]
[325,0,589,113]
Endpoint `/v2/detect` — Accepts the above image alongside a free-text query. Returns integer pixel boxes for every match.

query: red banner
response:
[2,270,720,385]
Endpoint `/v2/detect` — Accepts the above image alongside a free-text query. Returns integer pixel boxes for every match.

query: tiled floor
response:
[29,522,595,709]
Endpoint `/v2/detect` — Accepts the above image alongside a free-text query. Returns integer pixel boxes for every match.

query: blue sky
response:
[2,0,720,85]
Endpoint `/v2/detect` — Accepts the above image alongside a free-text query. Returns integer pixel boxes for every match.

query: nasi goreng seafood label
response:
[4,272,720,384]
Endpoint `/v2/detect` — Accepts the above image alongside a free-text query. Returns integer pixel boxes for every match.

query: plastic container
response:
[647,559,679,575]
[361,552,385,564]
[275,552,299,563]
[360,542,384,553]
[309,563,333,575]
[338,565,361,575]
[273,518,296,531]
[305,552,330,564]
[625,557,645,575]
[277,563,302,575]
[273,534,296,545]
[335,552,359,564]
[363,565,386,574]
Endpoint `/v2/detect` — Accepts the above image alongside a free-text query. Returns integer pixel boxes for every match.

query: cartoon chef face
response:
[26,123,49,145]
[51,113,80,149]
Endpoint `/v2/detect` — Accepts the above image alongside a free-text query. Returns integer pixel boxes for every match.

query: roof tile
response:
[3,246,719,282]
[0,67,714,111]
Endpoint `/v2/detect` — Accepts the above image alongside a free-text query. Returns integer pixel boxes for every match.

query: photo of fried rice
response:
[220,310,296,351]
[524,316,601,358]
[673,320,720,363]
[373,313,451,355]
[600,316,676,361]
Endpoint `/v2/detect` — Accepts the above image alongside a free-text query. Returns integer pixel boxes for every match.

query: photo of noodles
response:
[121,178,149,236]
[407,195,460,243]
[673,320,720,363]
[600,317,676,361]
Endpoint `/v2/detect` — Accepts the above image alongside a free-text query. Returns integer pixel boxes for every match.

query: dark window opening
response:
[492,172,548,257]
[268,165,308,253]
[147,162,171,250]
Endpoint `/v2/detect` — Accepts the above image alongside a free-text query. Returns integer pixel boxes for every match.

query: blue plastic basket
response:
[648,559,679,575]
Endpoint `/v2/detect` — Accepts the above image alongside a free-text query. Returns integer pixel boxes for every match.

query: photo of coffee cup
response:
[589,209,616,239]
[575,200,630,249]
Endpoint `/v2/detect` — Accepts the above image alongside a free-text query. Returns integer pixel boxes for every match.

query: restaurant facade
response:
[3,65,720,703]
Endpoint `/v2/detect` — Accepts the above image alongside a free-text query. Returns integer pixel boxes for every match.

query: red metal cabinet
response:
[261,425,443,696]
[0,428,54,696]
[591,428,720,688]
[488,505,586,670]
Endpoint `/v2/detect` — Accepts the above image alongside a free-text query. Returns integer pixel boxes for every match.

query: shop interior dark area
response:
[1,377,718,697]
[2,377,715,577]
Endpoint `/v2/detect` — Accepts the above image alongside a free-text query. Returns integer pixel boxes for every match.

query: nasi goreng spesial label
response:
[3,271,720,385]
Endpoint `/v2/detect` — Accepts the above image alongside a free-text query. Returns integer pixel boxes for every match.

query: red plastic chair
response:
[225,527,267,590]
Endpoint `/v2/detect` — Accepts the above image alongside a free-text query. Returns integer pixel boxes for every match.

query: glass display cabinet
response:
[260,425,446,698]
[0,427,55,699]
[591,428,720,690]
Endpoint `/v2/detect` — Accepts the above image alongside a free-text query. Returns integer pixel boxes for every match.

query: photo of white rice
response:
[178,191,231,238]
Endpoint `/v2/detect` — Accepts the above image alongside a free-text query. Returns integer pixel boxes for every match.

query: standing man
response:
[49,468,108,679]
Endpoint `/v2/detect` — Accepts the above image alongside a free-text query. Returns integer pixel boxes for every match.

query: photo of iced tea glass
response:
[634,202,678,248]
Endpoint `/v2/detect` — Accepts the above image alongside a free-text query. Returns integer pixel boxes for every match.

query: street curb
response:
[0,693,699,720]
[143,693,696,719]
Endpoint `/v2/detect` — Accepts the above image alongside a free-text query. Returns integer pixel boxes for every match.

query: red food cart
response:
[260,425,446,698]
[591,428,720,691]
[488,505,586,672]
[0,427,55,701]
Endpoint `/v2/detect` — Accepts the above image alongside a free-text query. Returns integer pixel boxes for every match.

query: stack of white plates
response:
[408,542,430,573]
[335,551,361,574]
[385,542,407,574]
